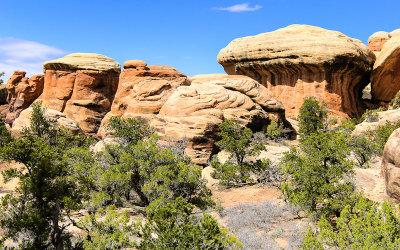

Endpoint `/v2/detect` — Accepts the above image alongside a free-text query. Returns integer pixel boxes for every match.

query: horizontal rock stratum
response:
[217,24,376,118]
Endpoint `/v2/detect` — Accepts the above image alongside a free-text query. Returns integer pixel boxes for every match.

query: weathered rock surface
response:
[100,60,190,128]
[371,36,400,102]
[37,53,120,134]
[100,73,287,165]
[11,107,82,136]
[5,71,44,124]
[217,24,375,118]
[381,128,400,200]
[352,109,400,137]
[368,31,390,53]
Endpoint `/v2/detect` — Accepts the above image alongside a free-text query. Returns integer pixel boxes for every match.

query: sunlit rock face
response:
[381,128,400,201]
[36,53,121,134]
[217,24,375,119]
[368,31,391,54]
[5,71,44,124]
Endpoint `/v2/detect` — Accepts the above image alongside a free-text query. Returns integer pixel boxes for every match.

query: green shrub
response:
[367,120,400,155]
[361,108,382,123]
[281,130,355,218]
[301,199,400,249]
[265,121,284,142]
[211,120,270,186]
[350,135,375,168]
[134,197,242,250]
[298,97,327,137]
[390,91,400,109]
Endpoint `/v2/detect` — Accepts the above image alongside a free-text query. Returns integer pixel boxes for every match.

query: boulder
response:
[5,71,44,124]
[98,60,190,136]
[352,109,400,137]
[381,128,400,200]
[36,53,120,135]
[368,31,390,53]
[217,24,375,119]
[11,107,82,136]
[371,36,400,102]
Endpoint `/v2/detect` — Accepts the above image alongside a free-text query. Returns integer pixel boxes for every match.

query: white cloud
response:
[212,3,262,13]
[0,37,67,83]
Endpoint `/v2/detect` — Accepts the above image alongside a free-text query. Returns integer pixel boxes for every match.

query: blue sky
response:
[1,0,400,80]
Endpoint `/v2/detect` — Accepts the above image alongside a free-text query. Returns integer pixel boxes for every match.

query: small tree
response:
[281,130,355,218]
[265,121,284,142]
[211,120,270,186]
[134,197,241,249]
[0,105,88,249]
[301,199,400,249]
[298,97,327,137]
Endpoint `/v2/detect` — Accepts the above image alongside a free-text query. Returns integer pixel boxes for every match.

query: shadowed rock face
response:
[5,71,44,124]
[217,24,375,119]
[371,36,400,102]
[36,53,120,134]
[381,128,400,201]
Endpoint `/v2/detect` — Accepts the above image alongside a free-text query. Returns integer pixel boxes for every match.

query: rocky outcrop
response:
[368,31,390,53]
[11,107,82,136]
[100,73,287,165]
[352,109,400,137]
[381,128,400,200]
[217,24,375,119]
[371,36,400,102]
[99,60,190,128]
[36,53,120,134]
[4,71,44,124]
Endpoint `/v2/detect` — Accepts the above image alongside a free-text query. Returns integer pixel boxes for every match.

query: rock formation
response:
[381,128,400,200]
[11,107,82,136]
[100,72,287,165]
[4,71,44,124]
[36,53,120,134]
[368,31,390,54]
[217,24,376,119]
[371,36,400,102]
[352,109,400,137]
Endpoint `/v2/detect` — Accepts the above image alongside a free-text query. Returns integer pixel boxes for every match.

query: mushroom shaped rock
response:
[37,53,121,134]
[381,128,400,200]
[371,36,400,102]
[98,61,190,137]
[217,24,376,119]
[5,71,44,124]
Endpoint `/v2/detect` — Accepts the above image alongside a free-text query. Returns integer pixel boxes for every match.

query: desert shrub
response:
[265,121,284,142]
[298,97,327,137]
[367,120,400,155]
[301,199,400,249]
[68,116,213,210]
[211,120,270,186]
[361,108,382,123]
[224,200,307,249]
[349,135,375,168]
[281,129,356,218]
[390,91,400,109]
[0,121,12,148]
[134,197,241,249]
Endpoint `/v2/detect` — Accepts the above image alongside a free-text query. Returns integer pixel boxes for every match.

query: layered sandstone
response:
[217,24,375,118]
[381,128,400,200]
[5,71,44,124]
[371,36,400,102]
[368,31,390,53]
[100,73,287,165]
[37,53,120,134]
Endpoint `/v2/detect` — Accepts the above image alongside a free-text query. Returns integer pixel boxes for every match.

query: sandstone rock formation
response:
[217,24,376,119]
[371,36,400,102]
[368,31,390,53]
[4,71,44,124]
[36,53,120,134]
[352,109,400,137]
[11,106,82,136]
[99,60,190,128]
[100,73,287,165]
[381,128,400,200]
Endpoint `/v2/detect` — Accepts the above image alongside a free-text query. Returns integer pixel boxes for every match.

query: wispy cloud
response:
[212,3,262,13]
[0,38,67,82]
